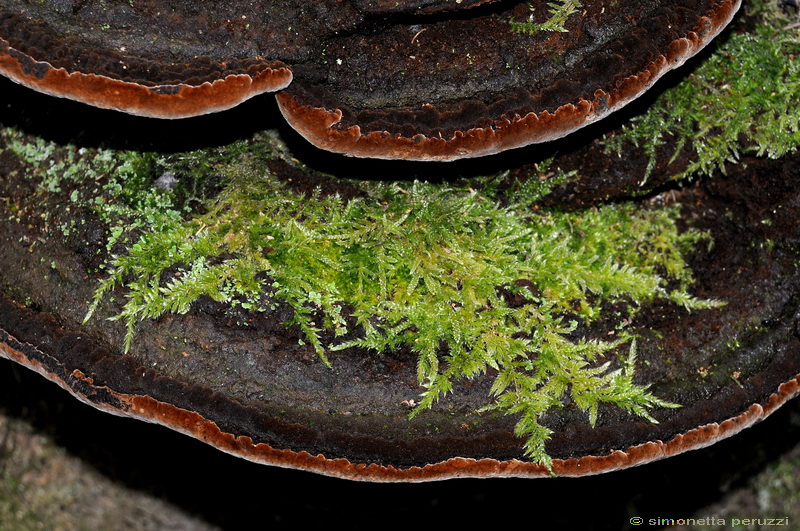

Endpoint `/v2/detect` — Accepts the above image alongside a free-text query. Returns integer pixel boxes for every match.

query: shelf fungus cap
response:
[3,0,739,156]
[0,0,492,119]
[1,288,798,482]
[277,0,742,160]
[0,2,302,118]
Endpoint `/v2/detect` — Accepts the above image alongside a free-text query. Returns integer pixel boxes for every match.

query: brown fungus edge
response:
[0,37,292,119]
[1,294,797,483]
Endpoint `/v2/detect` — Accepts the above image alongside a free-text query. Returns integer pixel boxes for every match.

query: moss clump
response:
[510,0,582,35]
[604,0,800,181]
[77,143,720,467]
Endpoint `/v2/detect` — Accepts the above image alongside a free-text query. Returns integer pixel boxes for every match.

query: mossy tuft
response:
[510,0,582,35]
[79,146,720,467]
[604,0,800,182]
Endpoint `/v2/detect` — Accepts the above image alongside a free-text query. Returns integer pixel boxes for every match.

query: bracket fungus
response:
[1,0,800,483]
[1,0,740,159]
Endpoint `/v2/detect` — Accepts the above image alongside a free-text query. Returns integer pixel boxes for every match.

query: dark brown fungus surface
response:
[1,0,739,158]
[277,0,742,160]
[1,98,800,479]
[1,0,798,483]
[0,4,295,117]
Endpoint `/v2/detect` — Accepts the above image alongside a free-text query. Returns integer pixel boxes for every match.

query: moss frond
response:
[510,0,582,35]
[604,0,800,182]
[81,155,718,465]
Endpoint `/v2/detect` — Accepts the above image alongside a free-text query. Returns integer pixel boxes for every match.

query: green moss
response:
[2,123,724,467]
[604,0,800,182]
[510,0,581,35]
[71,138,721,467]
[5,130,117,194]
